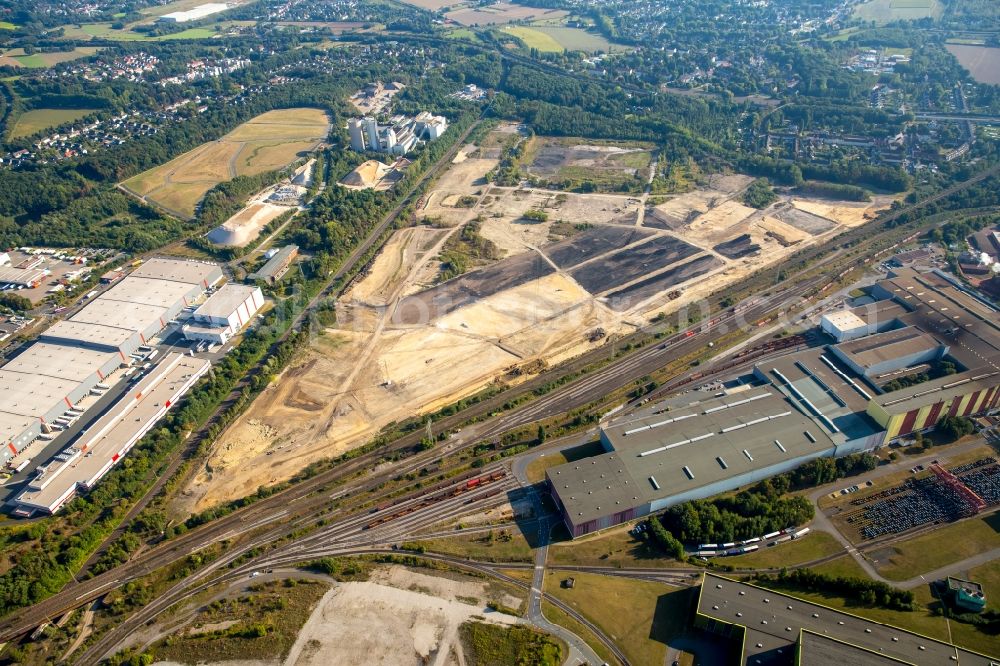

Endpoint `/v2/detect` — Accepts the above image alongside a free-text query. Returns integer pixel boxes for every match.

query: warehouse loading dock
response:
[14,353,211,515]
[0,257,223,468]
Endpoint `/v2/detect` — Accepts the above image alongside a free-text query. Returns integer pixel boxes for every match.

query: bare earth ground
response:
[206,185,294,247]
[151,565,524,666]
[177,132,893,513]
[285,570,523,666]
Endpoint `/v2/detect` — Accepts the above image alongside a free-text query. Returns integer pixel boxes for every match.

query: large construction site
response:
[177,127,894,513]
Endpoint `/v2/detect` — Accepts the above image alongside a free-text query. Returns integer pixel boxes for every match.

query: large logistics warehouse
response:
[695,573,997,665]
[0,258,222,466]
[15,353,211,514]
[182,284,264,345]
[548,268,999,538]
[548,380,871,538]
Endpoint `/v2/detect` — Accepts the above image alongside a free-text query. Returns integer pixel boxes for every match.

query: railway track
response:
[4,120,998,656]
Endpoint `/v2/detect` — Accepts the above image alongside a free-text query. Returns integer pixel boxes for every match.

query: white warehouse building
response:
[183,284,264,345]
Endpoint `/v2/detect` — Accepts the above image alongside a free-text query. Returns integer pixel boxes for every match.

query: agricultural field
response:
[0,47,102,69]
[177,127,892,512]
[281,565,528,664]
[398,0,463,10]
[9,108,99,139]
[57,22,223,41]
[446,2,567,27]
[122,107,329,218]
[946,44,1000,85]
[853,0,942,23]
[502,25,620,53]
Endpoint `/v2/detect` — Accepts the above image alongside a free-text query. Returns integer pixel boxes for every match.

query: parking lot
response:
[0,248,115,306]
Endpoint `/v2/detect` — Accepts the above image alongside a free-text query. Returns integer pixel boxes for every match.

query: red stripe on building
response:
[963,391,982,417]
[983,386,998,410]
[64,397,72,408]
[97,369,104,381]
[112,453,119,463]
[948,398,962,418]
[899,409,919,436]
[165,399,171,408]
[119,350,126,362]
[7,443,17,455]
[925,401,944,428]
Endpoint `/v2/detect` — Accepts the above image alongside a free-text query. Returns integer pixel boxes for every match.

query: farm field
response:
[502,25,563,52]
[0,46,102,68]
[446,2,567,26]
[177,128,892,513]
[10,108,98,139]
[398,0,463,10]
[503,25,620,53]
[57,22,222,41]
[946,44,1000,85]
[853,0,942,23]
[122,107,329,218]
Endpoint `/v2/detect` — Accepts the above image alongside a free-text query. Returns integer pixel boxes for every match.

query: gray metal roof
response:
[40,320,137,350]
[832,326,943,370]
[99,276,199,309]
[549,391,837,526]
[698,573,997,665]
[194,284,259,319]
[798,631,910,665]
[70,299,171,333]
[2,343,117,383]
[249,245,298,279]
[129,257,222,285]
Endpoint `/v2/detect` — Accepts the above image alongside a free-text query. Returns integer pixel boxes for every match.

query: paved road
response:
[806,438,997,584]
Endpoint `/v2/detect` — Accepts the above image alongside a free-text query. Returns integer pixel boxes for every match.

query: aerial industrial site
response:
[0,0,999,663]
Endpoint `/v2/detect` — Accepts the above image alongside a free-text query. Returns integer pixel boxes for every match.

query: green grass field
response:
[873,515,1000,581]
[541,600,623,666]
[502,25,563,52]
[543,570,692,666]
[853,0,942,23]
[502,25,619,53]
[0,47,103,68]
[709,531,843,569]
[549,525,694,569]
[59,22,219,41]
[10,108,98,139]
[413,529,534,562]
[443,27,481,42]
